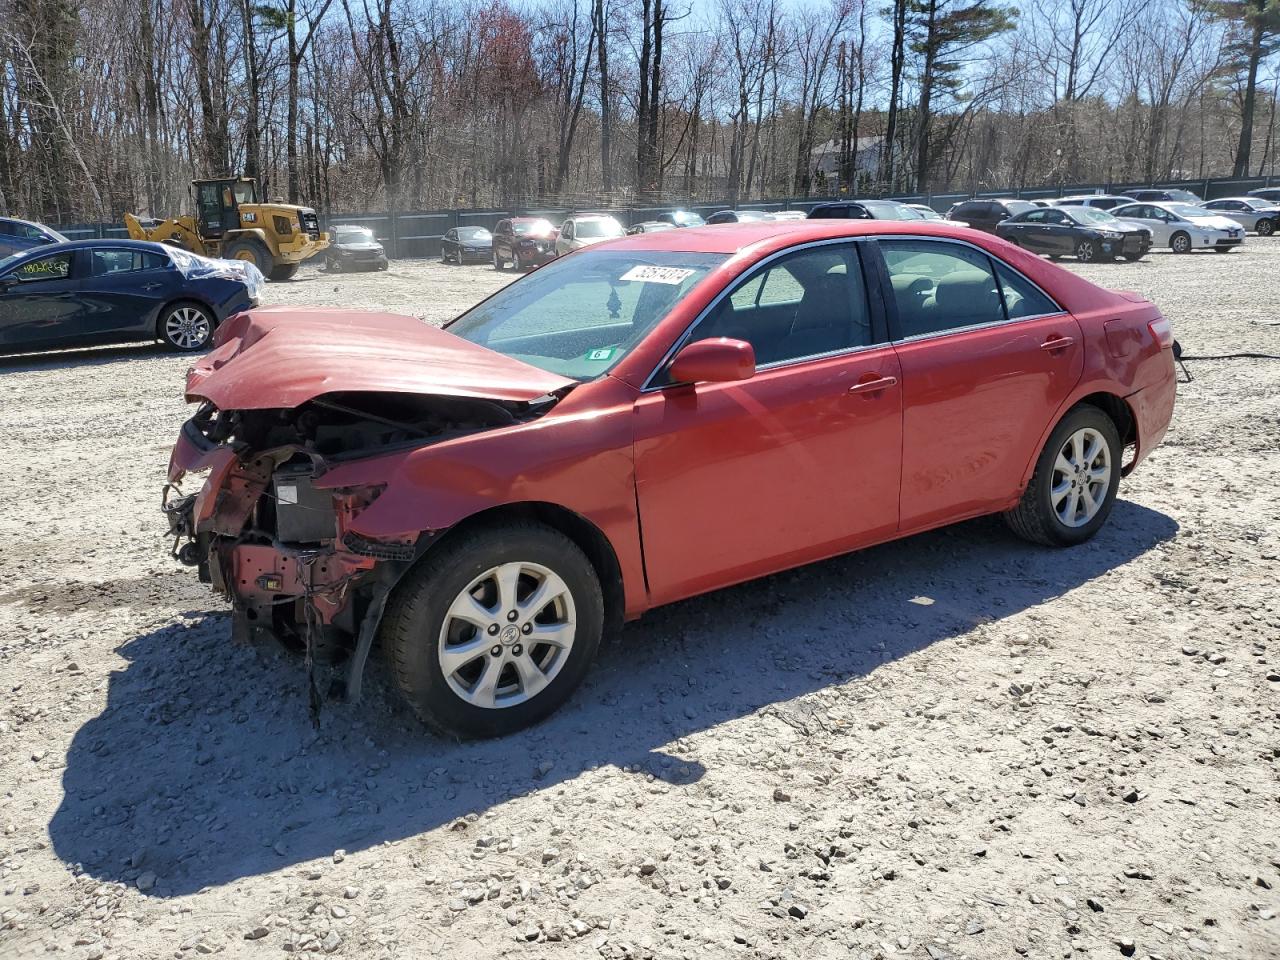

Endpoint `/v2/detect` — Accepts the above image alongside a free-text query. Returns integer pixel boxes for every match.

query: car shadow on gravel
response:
[48,501,1177,897]
[0,342,168,371]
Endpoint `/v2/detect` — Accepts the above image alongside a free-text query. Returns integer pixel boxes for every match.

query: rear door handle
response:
[848,375,898,395]
[1040,336,1074,352]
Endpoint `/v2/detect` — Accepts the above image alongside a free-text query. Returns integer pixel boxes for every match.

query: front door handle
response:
[1040,336,1075,352]
[848,375,898,395]
[141,283,163,291]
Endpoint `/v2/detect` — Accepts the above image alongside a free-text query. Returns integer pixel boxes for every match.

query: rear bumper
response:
[1124,361,1176,474]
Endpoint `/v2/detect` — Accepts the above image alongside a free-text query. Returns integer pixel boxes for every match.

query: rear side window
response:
[993,262,1060,320]
[90,249,167,275]
[880,239,1004,339]
[956,202,990,218]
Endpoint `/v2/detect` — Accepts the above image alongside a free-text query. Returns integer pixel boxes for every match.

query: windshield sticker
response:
[619,265,696,285]
[585,348,616,362]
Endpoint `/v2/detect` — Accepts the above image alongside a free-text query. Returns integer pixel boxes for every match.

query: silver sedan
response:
[1200,197,1280,236]
[1110,202,1245,253]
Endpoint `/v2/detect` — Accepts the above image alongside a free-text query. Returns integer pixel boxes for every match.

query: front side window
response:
[681,243,874,369]
[447,249,725,380]
[5,251,73,283]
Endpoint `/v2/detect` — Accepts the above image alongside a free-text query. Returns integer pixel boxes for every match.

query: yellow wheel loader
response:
[125,177,329,281]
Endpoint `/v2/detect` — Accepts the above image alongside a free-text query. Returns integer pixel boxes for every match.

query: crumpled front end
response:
[163,406,417,702]
[162,388,550,703]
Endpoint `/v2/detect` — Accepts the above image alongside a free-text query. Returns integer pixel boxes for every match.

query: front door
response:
[76,247,174,338]
[0,250,84,348]
[196,182,238,239]
[633,241,903,605]
[874,237,1084,530]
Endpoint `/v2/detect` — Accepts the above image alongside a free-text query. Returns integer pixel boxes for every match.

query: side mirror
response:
[669,338,756,384]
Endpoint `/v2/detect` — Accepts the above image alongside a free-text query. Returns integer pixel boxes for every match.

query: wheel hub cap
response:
[1050,427,1111,528]
[437,561,577,709]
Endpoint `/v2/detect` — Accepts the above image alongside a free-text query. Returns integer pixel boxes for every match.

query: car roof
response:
[600,219,1002,256]
[5,237,172,256]
[509,216,551,223]
[0,216,56,230]
[565,214,619,221]
[1209,196,1266,203]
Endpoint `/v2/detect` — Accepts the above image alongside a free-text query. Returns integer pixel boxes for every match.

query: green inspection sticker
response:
[585,348,616,361]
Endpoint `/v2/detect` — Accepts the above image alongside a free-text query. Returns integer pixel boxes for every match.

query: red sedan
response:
[165,220,1176,738]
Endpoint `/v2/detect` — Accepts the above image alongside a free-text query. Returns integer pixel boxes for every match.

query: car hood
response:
[185,307,576,410]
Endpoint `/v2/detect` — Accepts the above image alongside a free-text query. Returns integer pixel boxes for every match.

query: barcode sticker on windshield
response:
[619,265,695,285]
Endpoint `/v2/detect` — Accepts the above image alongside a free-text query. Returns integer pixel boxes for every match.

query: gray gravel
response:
[1,246,1278,959]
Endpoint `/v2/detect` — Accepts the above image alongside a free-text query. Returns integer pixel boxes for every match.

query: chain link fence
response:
[51,174,1280,261]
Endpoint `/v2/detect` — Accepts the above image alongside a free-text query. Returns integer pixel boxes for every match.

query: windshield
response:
[1167,203,1212,218]
[1166,190,1202,203]
[912,206,943,220]
[458,227,492,240]
[574,218,624,239]
[446,249,726,380]
[734,210,772,221]
[514,220,555,236]
[335,226,375,241]
[1069,207,1121,225]
[863,200,923,220]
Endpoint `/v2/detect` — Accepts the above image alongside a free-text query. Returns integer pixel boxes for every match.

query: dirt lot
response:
[1,245,1278,960]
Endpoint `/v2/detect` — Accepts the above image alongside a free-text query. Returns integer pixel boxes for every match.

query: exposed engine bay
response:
[163,390,560,713]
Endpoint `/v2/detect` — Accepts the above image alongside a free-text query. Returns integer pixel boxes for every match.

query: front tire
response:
[223,238,273,275]
[1258,219,1275,237]
[158,300,215,352]
[268,262,299,281]
[1004,405,1122,547]
[383,523,604,739]
[1075,239,1100,262]
[1170,231,1191,254]
[493,250,505,271]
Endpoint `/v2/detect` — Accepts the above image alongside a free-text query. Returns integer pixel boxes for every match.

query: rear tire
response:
[383,523,604,739]
[223,238,273,275]
[268,263,299,281]
[157,300,215,352]
[1170,231,1191,254]
[1004,405,1122,547]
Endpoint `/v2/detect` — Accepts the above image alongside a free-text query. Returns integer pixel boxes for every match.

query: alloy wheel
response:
[164,306,211,350]
[1050,427,1111,528]
[437,562,577,710]
[1076,240,1096,262]
[1259,220,1275,236]
[1172,233,1191,253]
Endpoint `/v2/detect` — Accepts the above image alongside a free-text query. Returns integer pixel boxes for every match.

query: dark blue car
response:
[0,239,261,354]
[0,217,68,258]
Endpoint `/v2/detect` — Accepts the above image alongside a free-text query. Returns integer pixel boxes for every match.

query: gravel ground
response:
[1,245,1278,960]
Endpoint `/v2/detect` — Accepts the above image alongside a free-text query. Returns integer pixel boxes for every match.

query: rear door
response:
[872,237,1083,530]
[76,247,175,337]
[0,250,85,348]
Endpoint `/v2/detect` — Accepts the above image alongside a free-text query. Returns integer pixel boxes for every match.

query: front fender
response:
[314,380,648,616]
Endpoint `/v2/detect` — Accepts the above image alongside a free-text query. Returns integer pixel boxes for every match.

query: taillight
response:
[1148,316,1173,349]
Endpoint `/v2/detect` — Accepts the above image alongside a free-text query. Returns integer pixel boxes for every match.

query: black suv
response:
[945,198,1039,233]
[1247,187,1280,203]
[807,199,923,221]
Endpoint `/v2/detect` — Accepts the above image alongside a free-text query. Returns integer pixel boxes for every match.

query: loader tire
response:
[224,238,273,275]
[268,263,300,282]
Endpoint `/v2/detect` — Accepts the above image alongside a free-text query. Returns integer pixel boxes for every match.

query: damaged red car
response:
[165,221,1176,738]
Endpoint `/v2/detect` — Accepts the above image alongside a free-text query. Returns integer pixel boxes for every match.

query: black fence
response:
[50,173,1280,261]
